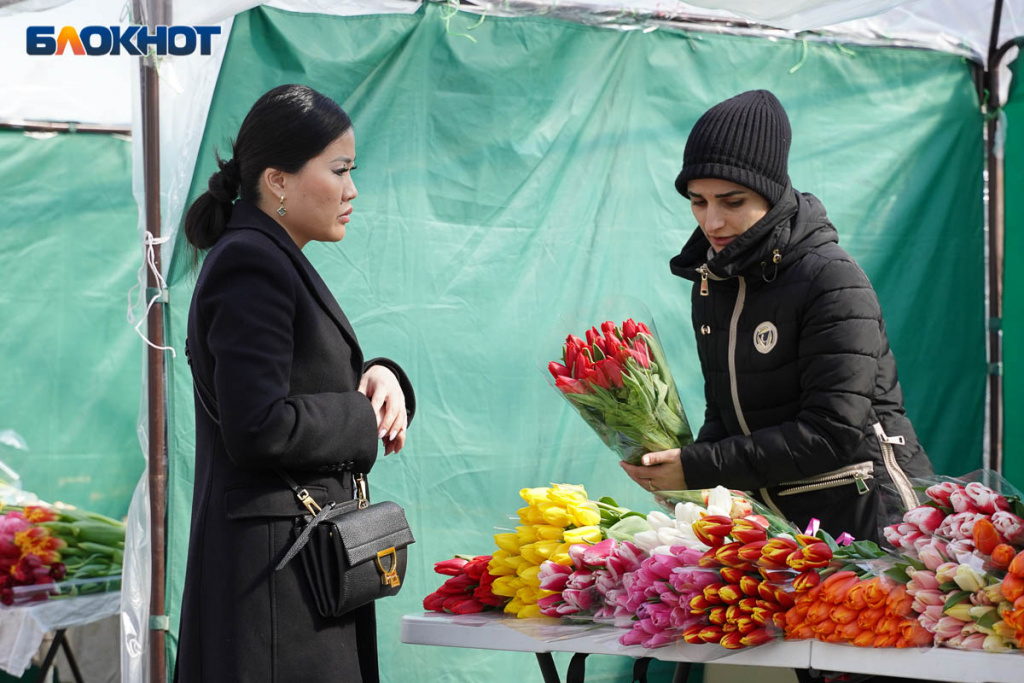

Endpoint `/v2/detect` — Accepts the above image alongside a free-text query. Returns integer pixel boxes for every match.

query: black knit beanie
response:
[674,90,791,206]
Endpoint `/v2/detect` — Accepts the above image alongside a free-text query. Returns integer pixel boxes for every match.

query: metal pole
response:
[986,0,1006,475]
[133,0,169,681]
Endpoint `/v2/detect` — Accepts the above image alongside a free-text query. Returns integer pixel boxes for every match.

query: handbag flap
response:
[329,500,415,566]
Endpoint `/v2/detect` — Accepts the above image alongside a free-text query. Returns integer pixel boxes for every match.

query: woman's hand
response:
[358,365,408,455]
[620,449,686,492]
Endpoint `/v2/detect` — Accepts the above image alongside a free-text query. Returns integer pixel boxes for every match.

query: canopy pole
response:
[985,0,1007,476]
[134,0,170,681]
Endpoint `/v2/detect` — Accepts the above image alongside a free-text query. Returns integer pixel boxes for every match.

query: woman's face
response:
[277,129,358,249]
[687,178,770,253]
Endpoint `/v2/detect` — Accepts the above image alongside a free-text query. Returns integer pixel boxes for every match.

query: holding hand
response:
[358,365,408,455]
[620,448,686,492]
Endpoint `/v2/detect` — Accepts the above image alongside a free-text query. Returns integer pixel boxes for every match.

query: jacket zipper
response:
[699,265,709,297]
[728,276,751,436]
[775,462,874,497]
[873,423,919,510]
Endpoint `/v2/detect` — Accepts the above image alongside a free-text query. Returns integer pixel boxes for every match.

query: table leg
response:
[536,652,561,683]
[35,629,86,683]
[671,662,692,683]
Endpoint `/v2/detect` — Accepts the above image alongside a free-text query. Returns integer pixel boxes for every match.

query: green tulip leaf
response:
[944,590,972,612]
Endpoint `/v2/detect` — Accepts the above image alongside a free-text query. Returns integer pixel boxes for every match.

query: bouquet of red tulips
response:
[547,317,692,465]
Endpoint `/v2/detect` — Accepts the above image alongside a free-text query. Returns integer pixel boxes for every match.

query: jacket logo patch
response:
[754,322,778,354]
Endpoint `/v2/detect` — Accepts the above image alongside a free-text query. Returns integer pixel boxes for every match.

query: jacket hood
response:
[669,185,838,283]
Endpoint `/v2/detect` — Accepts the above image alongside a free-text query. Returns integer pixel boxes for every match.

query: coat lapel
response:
[225,202,364,368]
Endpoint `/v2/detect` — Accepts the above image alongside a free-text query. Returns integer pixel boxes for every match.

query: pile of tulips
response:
[423,555,506,615]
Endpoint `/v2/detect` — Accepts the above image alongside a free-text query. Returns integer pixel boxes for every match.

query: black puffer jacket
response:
[670,185,933,542]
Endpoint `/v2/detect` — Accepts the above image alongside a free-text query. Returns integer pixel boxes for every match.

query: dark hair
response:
[183,84,353,260]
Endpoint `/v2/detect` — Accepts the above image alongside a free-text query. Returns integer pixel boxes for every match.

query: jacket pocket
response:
[872,422,920,511]
[774,461,875,497]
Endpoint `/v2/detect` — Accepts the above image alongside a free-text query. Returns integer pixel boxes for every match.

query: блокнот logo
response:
[27,26,220,56]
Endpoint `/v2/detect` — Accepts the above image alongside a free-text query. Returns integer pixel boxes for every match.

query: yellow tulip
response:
[488,561,516,577]
[953,564,986,593]
[983,634,1014,653]
[563,525,603,544]
[520,487,550,506]
[491,576,518,597]
[505,597,525,614]
[994,620,1016,640]
[550,550,572,566]
[548,484,588,506]
[520,564,542,587]
[517,585,539,602]
[518,506,544,525]
[516,525,538,544]
[504,555,529,572]
[494,533,521,554]
[518,604,544,619]
[945,603,974,621]
[540,504,574,527]
[568,501,601,527]
[534,525,565,541]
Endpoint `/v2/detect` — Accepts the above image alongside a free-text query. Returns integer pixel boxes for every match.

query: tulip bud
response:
[719,584,743,605]
[698,625,725,643]
[761,538,799,566]
[793,570,820,592]
[732,519,769,544]
[1001,573,1024,602]
[972,518,1002,556]
[719,567,745,585]
[709,606,728,625]
[683,624,705,644]
[953,564,986,593]
[944,602,974,621]
[1009,550,1024,579]
[720,631,745,649]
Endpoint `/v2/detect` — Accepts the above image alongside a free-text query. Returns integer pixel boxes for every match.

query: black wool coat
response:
[175,201,415,683]
[670,186,932,542]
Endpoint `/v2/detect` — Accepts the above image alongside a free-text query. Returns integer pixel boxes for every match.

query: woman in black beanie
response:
[621,89,933,547]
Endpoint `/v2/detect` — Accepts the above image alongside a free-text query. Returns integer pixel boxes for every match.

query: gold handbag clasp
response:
[375,547,401,588]
[354,473,369,510]
[296,489,321,516]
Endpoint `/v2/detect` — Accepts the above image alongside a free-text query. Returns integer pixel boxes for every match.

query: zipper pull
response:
[854,473,869,495]
[872,423,906,446]
[699,265,709,297]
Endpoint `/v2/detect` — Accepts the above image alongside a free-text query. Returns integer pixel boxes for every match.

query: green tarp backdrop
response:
[158,5,987,680]
[0,129,142,519]
[1003,58,1024,491]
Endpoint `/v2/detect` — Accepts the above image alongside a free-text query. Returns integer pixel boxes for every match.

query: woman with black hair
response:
[174,84,414,683]
[621,89,933,548]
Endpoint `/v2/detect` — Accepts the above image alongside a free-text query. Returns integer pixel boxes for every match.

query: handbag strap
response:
[273,499,338,572]
[184,338,370,515]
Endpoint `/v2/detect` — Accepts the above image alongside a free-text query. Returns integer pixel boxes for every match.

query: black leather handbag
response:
[274,469,414,617]
[186,342,414,618]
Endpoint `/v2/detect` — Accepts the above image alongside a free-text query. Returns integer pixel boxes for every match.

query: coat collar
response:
[225,202,362,361]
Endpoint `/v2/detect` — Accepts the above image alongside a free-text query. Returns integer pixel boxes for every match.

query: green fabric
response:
[0,130,142,519]
[1004,56,1024,491]
[164,5,986,680]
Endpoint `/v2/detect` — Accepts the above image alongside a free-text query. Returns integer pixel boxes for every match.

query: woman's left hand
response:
[620,449,687,492]
[358,365,408,455]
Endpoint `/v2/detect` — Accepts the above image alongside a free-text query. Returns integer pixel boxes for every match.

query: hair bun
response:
[208,157,241,203]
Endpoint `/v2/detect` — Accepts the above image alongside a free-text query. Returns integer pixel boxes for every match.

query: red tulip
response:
[439,573,476,594]
[449,597,486,614]
[682,624,705,644]
[433,558,469,576]
[760,538,799,566]
[698,625,725,643]
[622,318,638,341]
[719,584,743,604]
[708,606,728,625]
[637,322,652,335]
[786,542,833,571]
[793,570,820,592]
[715,542,749,569]
[738,540,769,564]
[598,358,625,388]
[693,515,734,547]
[739,575,761,598]
[548,361,572,380]
[741,627,774,647]
[630,339,651,369]
[720,631,745,649]
[424,591,447,611]
[732,519,769,544]
[719,566,745,585]
[703,583,725,604]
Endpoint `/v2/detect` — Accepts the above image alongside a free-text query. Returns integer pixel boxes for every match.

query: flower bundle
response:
[547,318,692,465]
[1,503,125,606]
[423,555,507,615]
[488,484,604,618]
[536,538,644,623]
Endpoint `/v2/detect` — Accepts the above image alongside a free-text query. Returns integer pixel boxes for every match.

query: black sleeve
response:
[695,382,728,443]
[200,240,378,472]
[680,259,881,490]
[362,357,416,425]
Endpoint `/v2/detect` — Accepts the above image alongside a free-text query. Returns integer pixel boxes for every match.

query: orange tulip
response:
[786,601,810,626]
[1002,573,1024,602]
[830,605,860,625]
[874,633,899,648]
[814,619,838,636]
[822,572,860,605]
[973,518,1001,556]
[902,620,933,647]
[844,582,868,611]
[791,624,816,640]
[857,607,884,631]
[991,544,1016,570]
[824,632,846,644]
[772,611,788,631]
[1008,549,1024,578]
[853,630,876,647]
[807,600,832,624]
[805,584,823,603]
[837,621,863,641]
[862,577,888,609]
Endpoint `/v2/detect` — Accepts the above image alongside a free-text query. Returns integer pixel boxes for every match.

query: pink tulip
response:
[934,562,959,585]
[991,511,1024,545]
[581,539,617,567]
[937,512,985,541]
[568,544,588,569]
[566,569,596,591]
[946,539,977,562]
[904,506,946,534]
[911,589,945,613]
[934,616,967,640]
[538,561,573,592]
[917,539,949,571]
[964,482,1010,514]
[925,482,961,508]
[906,568,939,592]
[620,628,646,646]
[958,633,988,650]
[563,588,596,611]
[949,488,980,514]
